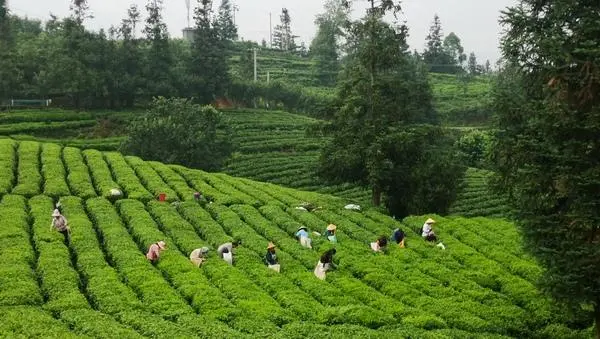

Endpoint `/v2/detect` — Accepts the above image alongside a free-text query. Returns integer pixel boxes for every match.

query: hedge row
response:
[115,199,239,325]
[0,195,43,306]
[12,141,42,197]
[82,150,121,198]
[147,201,290,334]
[29,195,89,313]
[0,138,16,194]
[85,197,192,320]
[124,156,178,202]
[148,161,196,201]
[63,147,97,199]
[173,166,250,206]
[102,153,153,202]
[41,143,71,197]
[0,306,81,338]
[229,204,411,327]
[59,196,144,315]
[0,120,97,135]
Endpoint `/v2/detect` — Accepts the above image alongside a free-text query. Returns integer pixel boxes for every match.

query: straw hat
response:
[157,241,166,249]
[327,224,337,231]
[267,242,276,249]
[298,226,308,232]
[200,247,209,254]
[52,209,61,217]
[425,218,436,224]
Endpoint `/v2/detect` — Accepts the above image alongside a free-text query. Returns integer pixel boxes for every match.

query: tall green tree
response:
[467,52,478,75]
[492,1,600,336]
[117,5,142,107]
[273,8,294,51]
[121,97,234,171]
[143,0,174,98]
[216,0,237,41]
[310,20,339,86]
[320,0,461,214]
[0,0,15,101]
[310,0,349,86]
[62,0,95,108]
[190,0,232,103]
[423,14,455,73]
[443,32,466,72]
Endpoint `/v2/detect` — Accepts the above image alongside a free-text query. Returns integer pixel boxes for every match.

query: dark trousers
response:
[59,229,70,245]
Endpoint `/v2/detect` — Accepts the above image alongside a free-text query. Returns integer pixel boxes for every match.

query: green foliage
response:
[455,129,492,168]
[318,7,459,214]
[12,141,42,197]
[448,168,511,218]
[63,147,97,198]
[0,139,595,336]
[0,195,43,306]
[190,0,234,103]
[310,20,340,86]
[0,138,16,194]
[41,143,71,197]
[377,126,466,217]
[82,149,121,198]
[121,97,234,171]
[492,0,600,334]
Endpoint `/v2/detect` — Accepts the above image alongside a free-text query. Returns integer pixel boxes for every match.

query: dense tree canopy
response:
[319,0,463,216]
[492,0,600,335]
[121,97,234,170]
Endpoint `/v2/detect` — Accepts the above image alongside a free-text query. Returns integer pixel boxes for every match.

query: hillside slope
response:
[0,109,515,218]
[0,138,592,338]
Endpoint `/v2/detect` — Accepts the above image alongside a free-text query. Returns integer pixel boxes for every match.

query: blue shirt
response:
[295,229,309,238]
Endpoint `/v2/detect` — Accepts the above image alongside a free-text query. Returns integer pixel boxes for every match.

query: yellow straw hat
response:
[327,224,337,231]
[267,242,276,249]
[425,218,435,224]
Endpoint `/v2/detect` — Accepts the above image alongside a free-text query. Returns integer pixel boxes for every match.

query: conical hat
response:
[425,218,435,224]
[52,209,61,217]
[267,242,276,249]
[157,241,166,249]
[327,224,337,231]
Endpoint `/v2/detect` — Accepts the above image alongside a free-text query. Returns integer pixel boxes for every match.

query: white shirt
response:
[422,223,432,237]
[217,243,233,257]
[190,248,206,260]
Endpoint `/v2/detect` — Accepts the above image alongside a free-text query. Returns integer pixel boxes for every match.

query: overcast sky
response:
[9,0,517,64]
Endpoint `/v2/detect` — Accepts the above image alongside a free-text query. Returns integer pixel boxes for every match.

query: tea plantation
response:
[0,109,507,217]
[0,138,592,338]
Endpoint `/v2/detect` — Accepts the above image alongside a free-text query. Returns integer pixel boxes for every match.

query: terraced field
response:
[0,109,511,216]
[224,109,372,205]
[448,168,511,218]
[0,138,593,337]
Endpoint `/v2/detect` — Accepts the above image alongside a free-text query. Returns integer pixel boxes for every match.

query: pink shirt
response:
[146,243,161,261]
[52,216,68,232]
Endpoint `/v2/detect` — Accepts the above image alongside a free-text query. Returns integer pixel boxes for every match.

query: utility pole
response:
[233,4,239,26]
[269,12,272,48]
[253,48,258,82]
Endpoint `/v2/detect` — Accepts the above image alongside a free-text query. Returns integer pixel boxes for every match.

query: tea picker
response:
[190,247,209,267]
[391,228,406,248]
[422,218,446,250]
[264,242,280,273]
[295,226,313,249]
[217,238,241,265]
[314,248,337,280]
[323,224,338,243]
[370,235,388,252]
[51,208,71,244]
[146,241,166,263]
